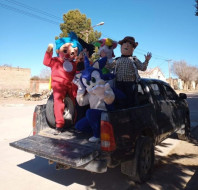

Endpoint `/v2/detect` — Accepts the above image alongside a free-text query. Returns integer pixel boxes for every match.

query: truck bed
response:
[10,127,101,167]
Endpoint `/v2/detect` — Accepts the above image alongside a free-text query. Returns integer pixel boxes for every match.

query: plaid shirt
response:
[115,56,148,82]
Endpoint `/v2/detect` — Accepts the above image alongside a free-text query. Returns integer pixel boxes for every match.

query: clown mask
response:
[57,43,78,61]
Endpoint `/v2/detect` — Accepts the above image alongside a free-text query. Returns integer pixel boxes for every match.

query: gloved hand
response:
[73,73,85,94]
[47,44,53,53]
[92,83,111,100]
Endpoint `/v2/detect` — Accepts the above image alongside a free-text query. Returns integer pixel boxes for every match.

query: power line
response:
[102,33,171,61]
[1,0,173,63]
[0,2,60,25]
[135,48,170,61]
[135,50,171,62]
[4,0,62,21]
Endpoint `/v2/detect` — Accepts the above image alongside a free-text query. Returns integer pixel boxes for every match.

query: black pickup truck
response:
[10,78,190,183]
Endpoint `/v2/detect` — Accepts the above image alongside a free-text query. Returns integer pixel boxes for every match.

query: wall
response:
[0,66,31,90]
[168,78,197,90]
[30,79,50,93]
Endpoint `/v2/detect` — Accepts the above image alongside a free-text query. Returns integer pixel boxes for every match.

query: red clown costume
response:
[43,32,82,131]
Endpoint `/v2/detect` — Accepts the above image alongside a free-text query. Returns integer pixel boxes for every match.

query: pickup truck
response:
[10,78,190,183]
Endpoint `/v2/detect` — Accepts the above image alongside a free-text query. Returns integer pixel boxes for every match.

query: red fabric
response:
[72,83,78,98]
[43,51,76,128]
[43,51,76,85]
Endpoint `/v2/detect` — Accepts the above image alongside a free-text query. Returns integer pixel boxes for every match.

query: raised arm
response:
[43,44,53,67]
[134,52,152,71]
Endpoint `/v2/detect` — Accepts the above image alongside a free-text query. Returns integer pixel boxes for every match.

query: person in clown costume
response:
[43,32,82,133]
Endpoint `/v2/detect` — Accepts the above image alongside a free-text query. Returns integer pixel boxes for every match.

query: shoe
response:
[107,159,120,168]
[89,136,100,143]
[53,127,63,135]
[48,160,54,165]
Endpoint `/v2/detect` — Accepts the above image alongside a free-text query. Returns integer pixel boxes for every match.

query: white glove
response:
[47,44,53,53]
[92,83,111,100]
[73,73,85,94]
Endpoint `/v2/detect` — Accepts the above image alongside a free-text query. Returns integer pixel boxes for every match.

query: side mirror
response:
[179,93,187,100]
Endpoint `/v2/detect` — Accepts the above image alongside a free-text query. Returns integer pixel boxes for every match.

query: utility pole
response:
[80,30,89,43]
[80,22,104,43]
[166,59,172,79]
[166,59,172,86]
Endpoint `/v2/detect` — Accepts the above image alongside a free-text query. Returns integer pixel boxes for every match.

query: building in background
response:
[0,66,50,98]
[0,66,30,90]
[139,67,166,82]
[30,78,50,93]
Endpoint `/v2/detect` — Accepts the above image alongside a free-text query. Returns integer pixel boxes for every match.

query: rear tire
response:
[121,136,154,183]
[131,136,154,183]
[45,93,75,128]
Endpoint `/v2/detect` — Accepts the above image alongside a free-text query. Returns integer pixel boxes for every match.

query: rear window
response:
[137,84,149,105]
[138,84,144,94]
[150,84,160,96]
[150,83,165,101]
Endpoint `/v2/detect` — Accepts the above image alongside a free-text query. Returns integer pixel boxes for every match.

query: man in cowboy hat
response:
[115,36,152,108]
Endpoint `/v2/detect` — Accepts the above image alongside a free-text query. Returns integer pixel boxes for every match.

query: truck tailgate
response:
[10,128,100,167]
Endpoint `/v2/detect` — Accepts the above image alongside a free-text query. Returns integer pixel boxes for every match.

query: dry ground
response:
[0,96,47,106]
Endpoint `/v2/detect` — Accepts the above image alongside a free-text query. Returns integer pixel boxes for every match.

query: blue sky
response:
[0,0,198,78]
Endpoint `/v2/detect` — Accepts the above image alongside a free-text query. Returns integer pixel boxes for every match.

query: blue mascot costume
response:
[74,56,116,142]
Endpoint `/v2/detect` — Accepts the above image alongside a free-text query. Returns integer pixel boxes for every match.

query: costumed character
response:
[43,32,83,133]
[115,36,152,108]
[94,38,117,75]
[73,38,113,122]
[76,37,95,71]
[73,38,95,122]
[74,56,115,142]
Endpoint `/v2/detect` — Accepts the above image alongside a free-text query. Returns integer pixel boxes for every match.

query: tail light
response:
[100,121,116,152]
[33,111,37,135]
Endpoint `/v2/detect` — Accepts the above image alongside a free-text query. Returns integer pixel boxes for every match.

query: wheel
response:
[125,136,155,183]
[177,114,190,141]
[46,93,55,128]
[45,93,75,128]
[132,136,154,183]
[121,136,154,183]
